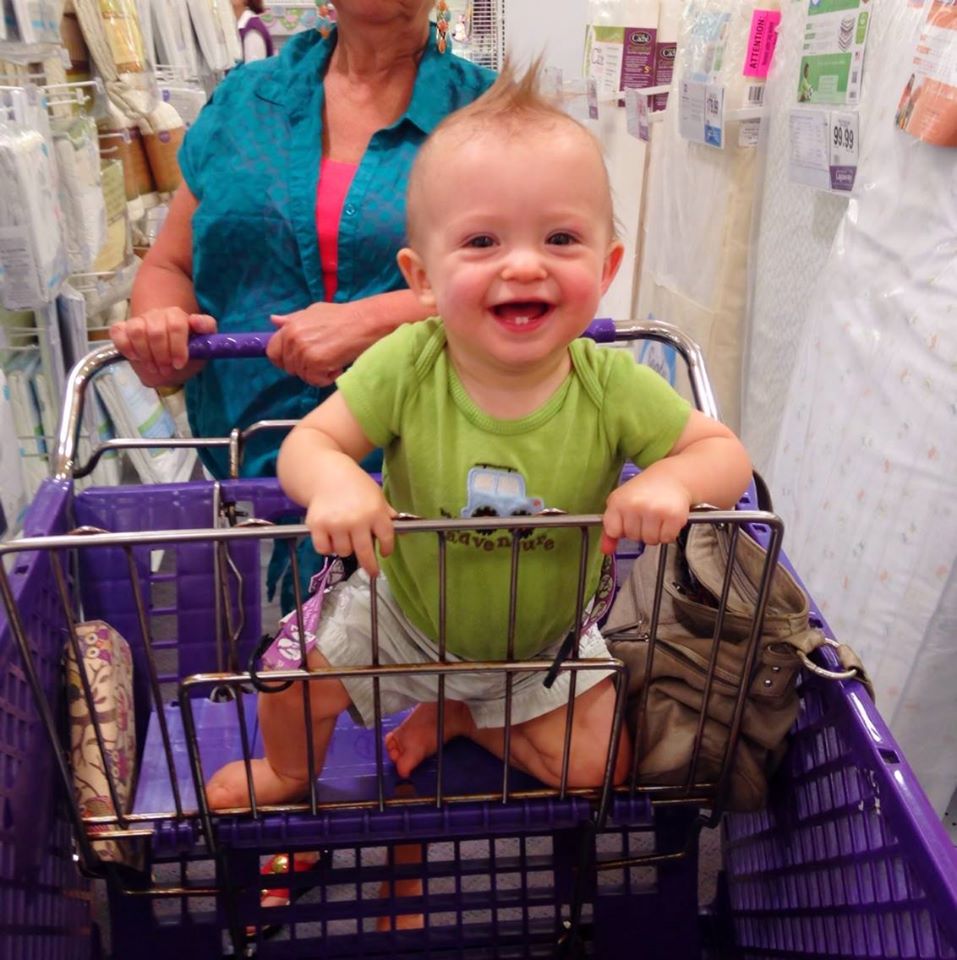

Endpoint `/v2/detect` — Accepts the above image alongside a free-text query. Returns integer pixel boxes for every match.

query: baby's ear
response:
[397,248,437,310]
[600,239,626,294]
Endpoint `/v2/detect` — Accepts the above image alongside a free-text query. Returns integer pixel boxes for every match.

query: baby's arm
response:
[278,392,395,575]
[602,410,752,553]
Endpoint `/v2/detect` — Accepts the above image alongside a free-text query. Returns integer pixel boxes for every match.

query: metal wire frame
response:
[0,508,781,874]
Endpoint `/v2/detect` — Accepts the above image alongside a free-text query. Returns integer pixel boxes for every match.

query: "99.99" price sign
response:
[829,110,859,191]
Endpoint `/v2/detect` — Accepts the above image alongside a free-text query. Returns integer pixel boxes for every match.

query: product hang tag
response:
[704,84,725,147]
[625,87,651,141]
[587,76,599,120]
[543,66,564,103]
[679,80,725,148]
[828,110,859,191]
[739,117,762,147]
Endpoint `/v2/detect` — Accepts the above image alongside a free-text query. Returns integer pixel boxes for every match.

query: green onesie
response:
[337,319,691,661]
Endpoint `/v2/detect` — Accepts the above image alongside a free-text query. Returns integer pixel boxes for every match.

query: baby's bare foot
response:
[384,701,474,779]
[205,758,309,810]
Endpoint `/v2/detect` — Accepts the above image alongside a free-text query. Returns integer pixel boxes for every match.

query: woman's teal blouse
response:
[179,26,494,477]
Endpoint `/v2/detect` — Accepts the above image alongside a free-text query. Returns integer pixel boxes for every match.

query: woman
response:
[232,0,274,62]
[109,0,494,925]
[110,0,494,481]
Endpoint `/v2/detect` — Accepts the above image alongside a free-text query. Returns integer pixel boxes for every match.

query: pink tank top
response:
[315,158,359,301]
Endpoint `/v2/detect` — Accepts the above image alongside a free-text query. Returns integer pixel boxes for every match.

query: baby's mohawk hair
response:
[405,57,616,241]
[434,56,570,136]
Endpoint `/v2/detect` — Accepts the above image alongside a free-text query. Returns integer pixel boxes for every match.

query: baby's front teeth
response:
[514,316,529,325]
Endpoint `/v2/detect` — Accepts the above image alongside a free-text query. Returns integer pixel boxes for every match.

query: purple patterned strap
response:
[260,559,345,669]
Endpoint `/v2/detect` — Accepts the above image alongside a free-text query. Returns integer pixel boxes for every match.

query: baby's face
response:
[404,124,623,380]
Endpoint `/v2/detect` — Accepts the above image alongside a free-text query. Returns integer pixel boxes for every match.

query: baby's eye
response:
[547,232,577,246]
[465,235,495,248]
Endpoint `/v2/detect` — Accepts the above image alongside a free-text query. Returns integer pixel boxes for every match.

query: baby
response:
[206,63,752,810]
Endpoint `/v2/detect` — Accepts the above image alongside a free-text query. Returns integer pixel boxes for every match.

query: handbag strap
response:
[781,634,875,699]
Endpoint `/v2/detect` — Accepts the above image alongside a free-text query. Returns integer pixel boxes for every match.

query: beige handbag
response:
[604,519,871,812]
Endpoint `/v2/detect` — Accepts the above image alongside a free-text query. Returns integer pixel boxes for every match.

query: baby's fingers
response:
[351,528,381,578]
[372,511,395,560]
[601,508,624,555]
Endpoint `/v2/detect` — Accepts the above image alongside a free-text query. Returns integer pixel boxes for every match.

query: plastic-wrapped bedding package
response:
[52,114,108,273]
[584,0,661,321]
[151,0,201,78]
[766,0,957,814]
[635,0,777,430]
[740,1,847,470]
[0,123,69,310]
[6,0,64,43]
[185,0,233,73]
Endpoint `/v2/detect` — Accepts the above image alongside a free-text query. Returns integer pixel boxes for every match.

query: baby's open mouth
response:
[491,301,551,325]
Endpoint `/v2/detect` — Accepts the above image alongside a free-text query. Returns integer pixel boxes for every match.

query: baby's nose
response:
[501,248,548,281]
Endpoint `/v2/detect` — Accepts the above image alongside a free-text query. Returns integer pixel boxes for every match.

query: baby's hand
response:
[304,475,396,577]
[601,472,693,554]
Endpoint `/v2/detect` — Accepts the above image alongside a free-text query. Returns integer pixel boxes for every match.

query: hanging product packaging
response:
[52,114,109,273]
[94,359,197,485]
[215,0,240,64]
[140,99,184,193]
[585,0,663,103]
[91,157,131,272]
[151,0,201,77]
[61,12,93,79]
[96,0,148,72]
[582,0,661,320]
[99,104,156,203]
[8,0,64,43]
[185,0,231,72]
[0,122,69,310]
[158,82,206,127]
[135,0,155,66]
[72,0,161,141]
[896,0,957,147]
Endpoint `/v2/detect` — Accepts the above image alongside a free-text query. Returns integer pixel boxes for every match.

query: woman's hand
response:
[266,289,433,385]
[600,471,693,555]
[110,308,217,388]
[267,303,375,385]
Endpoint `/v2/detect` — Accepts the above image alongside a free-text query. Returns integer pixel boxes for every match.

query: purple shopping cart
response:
[0,322,954,960]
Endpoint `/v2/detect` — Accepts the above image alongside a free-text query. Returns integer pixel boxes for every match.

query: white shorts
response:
[302,569,615,730]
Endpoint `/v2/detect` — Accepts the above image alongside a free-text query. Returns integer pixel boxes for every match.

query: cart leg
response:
[594,808,702,960]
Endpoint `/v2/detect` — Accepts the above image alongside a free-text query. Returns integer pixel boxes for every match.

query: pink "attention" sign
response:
[743,9,781,79]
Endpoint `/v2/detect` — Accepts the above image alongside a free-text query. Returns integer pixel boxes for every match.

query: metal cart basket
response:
[1,322,954,959]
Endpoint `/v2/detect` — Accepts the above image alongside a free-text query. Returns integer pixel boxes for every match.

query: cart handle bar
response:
[54,320,718,480]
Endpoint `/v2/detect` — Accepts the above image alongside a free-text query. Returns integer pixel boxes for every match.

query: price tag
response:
[828,110,859,191]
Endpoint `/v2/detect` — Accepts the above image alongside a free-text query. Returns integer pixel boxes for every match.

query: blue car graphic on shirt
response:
[460,466,545,519]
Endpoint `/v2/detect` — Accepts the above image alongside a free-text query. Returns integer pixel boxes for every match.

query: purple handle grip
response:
[186,323,614,358]
[583,317,616,343]
[186,332,273,359]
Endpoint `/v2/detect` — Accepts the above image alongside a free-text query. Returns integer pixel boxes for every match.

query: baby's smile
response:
[491,301,552,327]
